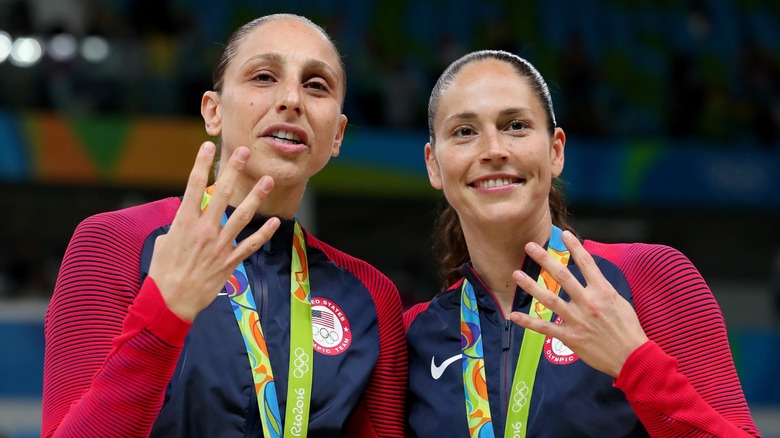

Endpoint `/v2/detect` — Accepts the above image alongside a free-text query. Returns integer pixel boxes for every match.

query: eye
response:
[252,72,275,83]
[304,79,330,92]
[454,126,475,137]
[506,120,527,131]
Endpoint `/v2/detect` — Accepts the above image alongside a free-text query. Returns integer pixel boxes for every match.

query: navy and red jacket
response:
[404,239,759,437]
[42,197,407,437]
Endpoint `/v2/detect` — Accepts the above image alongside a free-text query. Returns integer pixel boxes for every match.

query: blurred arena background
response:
[1,0,779,436]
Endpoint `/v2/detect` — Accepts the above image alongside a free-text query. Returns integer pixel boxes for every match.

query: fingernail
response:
[562,230,573,240]
[235,148,249,162]
[526,242,542,253]
[202,142,215,153]
[259,176,274,192]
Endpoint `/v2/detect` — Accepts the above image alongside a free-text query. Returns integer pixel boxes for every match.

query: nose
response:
[479,129,509,163]
[277,83,302,116]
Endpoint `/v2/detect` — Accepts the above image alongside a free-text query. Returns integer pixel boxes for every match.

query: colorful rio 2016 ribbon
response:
[460,225,571,438]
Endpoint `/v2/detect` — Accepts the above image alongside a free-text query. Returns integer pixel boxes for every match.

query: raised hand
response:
[509,230,649,377]
[147,141,281,321]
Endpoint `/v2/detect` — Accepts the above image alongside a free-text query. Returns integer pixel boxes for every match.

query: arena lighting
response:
[48,33,78,62]
[0,31,11,63]
[9,37,43,67]
[80,35,109,63]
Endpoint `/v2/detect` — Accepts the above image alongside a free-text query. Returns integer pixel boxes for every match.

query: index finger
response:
[178,141,217,219]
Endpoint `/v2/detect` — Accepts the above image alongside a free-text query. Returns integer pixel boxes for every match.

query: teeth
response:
[475,178,515,188]
[272,130,302,142]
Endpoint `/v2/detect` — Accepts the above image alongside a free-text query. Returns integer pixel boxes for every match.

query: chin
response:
[484,206,536,225]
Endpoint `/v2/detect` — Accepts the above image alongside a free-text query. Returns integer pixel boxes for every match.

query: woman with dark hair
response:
[404,50,759,437]
[42,14,406,437]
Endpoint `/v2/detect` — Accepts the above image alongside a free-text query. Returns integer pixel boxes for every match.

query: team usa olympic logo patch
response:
[544,315,580,365]
[311,297,352,356]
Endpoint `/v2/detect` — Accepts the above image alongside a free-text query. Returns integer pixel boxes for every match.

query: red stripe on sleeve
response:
[403,302,430,332]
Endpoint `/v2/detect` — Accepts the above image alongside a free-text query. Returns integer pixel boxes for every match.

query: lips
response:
[469,176,524,188]
[261,125,309,146]
[270,129,302,144]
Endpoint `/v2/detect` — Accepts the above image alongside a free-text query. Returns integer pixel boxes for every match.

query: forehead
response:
[436,59,537,119]
[230,19,343,79]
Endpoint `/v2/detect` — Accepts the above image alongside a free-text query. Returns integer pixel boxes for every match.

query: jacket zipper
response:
[248,252,269,334]
[500,318,512,428]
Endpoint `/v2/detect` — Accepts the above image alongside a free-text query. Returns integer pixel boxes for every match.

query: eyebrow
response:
[498,107,533,118]
[444,112,478,124]
[241,52,340,82]
[242,52,284,69]
[444,107,532,124]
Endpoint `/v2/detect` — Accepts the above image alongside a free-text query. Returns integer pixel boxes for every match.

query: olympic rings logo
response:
[510,381,530,413]
[292,348,310,378]
[313,326,340,346]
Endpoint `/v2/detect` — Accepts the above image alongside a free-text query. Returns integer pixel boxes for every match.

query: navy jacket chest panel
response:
[141,228,380,437]
[407,255,647,437]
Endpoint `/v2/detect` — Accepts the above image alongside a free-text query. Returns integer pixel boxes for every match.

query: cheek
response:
[521,149,550,172]
[312,110,343,141]
[436,150,466,177]
[226,92,263,117]
[437,158,467,192]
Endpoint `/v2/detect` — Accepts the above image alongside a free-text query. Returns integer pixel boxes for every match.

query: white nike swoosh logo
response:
[430,354,461,380]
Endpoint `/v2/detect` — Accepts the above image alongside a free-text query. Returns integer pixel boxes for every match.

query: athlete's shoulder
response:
[583,238,704,305]
[583,239,690,272]
[403,282,461,332]
[73,197,181,244]
[403,302,430,331]
[78,197,180,229]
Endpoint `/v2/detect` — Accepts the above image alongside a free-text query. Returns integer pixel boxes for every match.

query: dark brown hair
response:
[428,50,575,288]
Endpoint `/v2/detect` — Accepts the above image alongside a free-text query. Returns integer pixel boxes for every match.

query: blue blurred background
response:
[1,0,779,436]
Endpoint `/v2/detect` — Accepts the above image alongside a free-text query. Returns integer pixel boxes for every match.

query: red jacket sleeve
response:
[598,242,760,437]
[42,204,191,437]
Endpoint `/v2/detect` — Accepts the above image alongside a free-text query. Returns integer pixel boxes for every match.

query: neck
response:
[228,176,305,220]
[462,215,552,317]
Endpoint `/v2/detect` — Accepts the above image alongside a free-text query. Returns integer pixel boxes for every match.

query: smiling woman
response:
[41,13,406,438]
[404,50,760,437]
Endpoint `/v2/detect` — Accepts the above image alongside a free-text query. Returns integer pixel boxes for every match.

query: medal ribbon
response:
[202,186,313,438]
[460,225,570,438]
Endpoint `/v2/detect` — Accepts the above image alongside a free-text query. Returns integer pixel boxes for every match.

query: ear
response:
[550,127,566,178]
[330,114,348,157]
[424,142,443,190]
[201,91,222,137]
